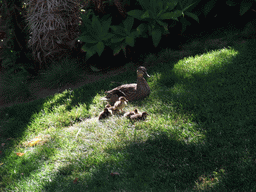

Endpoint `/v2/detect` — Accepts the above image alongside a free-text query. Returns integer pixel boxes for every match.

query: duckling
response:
[124,108,139,118]
[105,103,119,115]
[98,108,112,120]
[130,112,148,121]
[113,96,128,112]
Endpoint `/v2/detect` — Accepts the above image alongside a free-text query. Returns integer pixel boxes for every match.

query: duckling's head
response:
[119,96,128,102]
[137,66,150,78]
[142,112,148,117]
[104,108,110,114]
[105,104,111,108]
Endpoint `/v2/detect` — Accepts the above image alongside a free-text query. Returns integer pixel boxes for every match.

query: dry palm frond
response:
[25,0,80,68]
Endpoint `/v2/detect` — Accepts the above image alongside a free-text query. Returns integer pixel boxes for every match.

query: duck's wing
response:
[105,89,127,97]
[106,83,136,94]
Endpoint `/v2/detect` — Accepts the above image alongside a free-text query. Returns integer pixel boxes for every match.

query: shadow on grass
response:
[154,39,256,190]
[40,132,221,191]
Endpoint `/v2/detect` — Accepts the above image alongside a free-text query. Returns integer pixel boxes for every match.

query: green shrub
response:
[127,0,183,47]
[78,12,114,61]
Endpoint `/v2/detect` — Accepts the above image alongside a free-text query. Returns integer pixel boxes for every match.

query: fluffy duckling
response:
[105,104,119,115]
[98,108,112,120]
[124,108,139,118]
[113,96,128,112]
[130,112,148,121]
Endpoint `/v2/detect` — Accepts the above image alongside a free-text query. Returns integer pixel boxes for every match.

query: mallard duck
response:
[98,108,112,120]
[130,112,148,121]
[124,108,139,118]
[101,66,150,104]
[113,96,128,112]
[105,103,119,114]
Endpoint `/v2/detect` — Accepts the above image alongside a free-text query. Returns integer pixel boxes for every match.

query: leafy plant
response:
[176,0,200,32]
[110,16,138,56]
[127,0,183,47]
[78,11,114,61]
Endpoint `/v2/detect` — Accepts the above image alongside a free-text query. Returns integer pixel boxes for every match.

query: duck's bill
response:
[101,97,110,101]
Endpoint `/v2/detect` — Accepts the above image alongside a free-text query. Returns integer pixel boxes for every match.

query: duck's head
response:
[137,66,150,78]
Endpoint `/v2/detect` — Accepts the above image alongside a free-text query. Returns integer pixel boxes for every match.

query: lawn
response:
[0,36,255,191]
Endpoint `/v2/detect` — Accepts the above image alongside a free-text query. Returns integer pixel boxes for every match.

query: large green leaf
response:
[203,0,217,17]
[96,41,104,56]
[156,1,164,14]
[127,10,144,20]
[184,12,199,23]
[172,10,183,18]
[92,15,101,36]
[113,45,122,55]
[136,23,147,36]
[101,33,114,41]
[131,31,138,38]
[123,17,134,33]
[156,20,168,31]
[83,47,96,61]
[166,1,178,11]
[150,0,158,17]
[226,0,238,6]
[160,11,181,20]
[102,17,112,35]
[111,37,125,43]
[152,28,162,47]
[141,10,150,19]
[180,1,196,12]
[125,36,135,47]
[111,26,126,36]
[240,0,253,15]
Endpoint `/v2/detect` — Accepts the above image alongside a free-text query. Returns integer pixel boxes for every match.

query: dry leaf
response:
[16,152,25,156]
[110,172,120,176]
[28,137,41,147]
[1,143,5,147]
[0,163,3,166]
[73,178,78,184]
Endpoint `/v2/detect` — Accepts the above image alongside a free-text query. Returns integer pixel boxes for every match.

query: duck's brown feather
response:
[102,66,150,104]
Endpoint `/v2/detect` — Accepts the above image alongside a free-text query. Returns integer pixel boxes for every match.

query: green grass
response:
[0,37,255,191]
[40,56,84,89]
[1,71,33,103]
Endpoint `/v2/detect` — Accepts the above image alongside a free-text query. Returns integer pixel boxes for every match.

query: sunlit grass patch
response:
[174,48,238,78]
